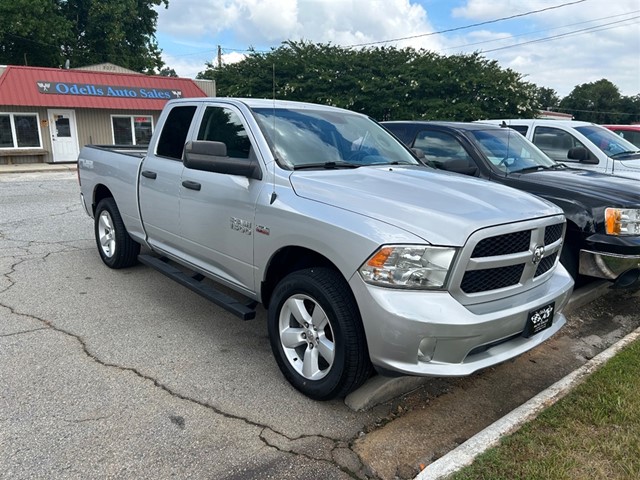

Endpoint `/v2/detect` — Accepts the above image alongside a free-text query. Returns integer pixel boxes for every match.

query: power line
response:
[345,0,587,47]
[480,15,640,53]
[441,10,640,52]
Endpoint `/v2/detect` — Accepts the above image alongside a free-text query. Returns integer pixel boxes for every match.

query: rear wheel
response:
[94,198,140,269]
[268,268,371,400]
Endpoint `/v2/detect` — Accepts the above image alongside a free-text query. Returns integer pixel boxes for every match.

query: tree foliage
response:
[198,41,539,121]
[559,79,640,123]
[0,0,168,73]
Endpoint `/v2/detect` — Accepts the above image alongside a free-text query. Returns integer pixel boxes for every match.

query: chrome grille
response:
[451,216,566,305]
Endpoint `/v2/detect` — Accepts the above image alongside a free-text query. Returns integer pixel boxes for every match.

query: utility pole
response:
[217,45,222,69]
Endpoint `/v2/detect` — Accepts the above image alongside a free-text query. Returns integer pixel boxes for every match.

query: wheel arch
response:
[261,246,346,309]
[92,183,114,215]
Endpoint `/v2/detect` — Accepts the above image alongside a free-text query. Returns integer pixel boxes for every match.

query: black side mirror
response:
[567,146,598,164]
[183,141,262,179]
[411,147,426,159]
[440,158,479,176]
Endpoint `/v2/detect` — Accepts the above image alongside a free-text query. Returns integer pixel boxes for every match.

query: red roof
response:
[0,65,208,110]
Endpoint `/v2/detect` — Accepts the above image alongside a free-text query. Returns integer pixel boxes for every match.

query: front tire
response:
[94,198,140,269]
[268,268,371,400]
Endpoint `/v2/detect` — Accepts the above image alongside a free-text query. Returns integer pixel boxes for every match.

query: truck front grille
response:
[471,230,531,257]
[461,264,525,293]
[451,216,566,305]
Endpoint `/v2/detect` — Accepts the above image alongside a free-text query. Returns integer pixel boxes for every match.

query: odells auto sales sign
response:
[36,81,182,99]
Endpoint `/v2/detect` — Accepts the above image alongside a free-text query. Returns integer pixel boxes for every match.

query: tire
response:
[94,198,140,269]
[268,268,371,400]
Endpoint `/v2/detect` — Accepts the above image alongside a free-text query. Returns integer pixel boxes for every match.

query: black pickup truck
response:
[382,121,640,288]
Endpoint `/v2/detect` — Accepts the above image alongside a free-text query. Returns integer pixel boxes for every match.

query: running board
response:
[138,254,257,320]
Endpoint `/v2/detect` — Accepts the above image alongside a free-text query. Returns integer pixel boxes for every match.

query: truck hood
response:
[616,156,640,176]
[511,168,640,207]
[289,165,561,246]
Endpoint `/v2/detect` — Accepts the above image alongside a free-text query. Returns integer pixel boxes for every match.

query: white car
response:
[478,119,640,180]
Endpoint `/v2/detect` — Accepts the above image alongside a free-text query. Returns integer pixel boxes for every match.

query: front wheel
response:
[94,198,140,269]
[268,268,371,400]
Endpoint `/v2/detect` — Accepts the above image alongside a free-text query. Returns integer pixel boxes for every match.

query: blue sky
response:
[155,0,640,98]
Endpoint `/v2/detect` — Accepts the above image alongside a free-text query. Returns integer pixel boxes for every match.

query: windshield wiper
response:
[293,161,361,170]
[611,150,640,158]
[512,165,550,173]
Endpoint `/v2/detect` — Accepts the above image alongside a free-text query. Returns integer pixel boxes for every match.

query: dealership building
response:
[0,64,214,164]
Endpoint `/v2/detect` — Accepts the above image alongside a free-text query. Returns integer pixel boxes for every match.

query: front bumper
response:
[580,249,640,283]
[349,264,574,377]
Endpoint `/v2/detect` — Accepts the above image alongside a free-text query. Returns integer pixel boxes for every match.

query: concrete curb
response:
[0,163,77,174]
[345,281,611,412]
[415,324,640,480]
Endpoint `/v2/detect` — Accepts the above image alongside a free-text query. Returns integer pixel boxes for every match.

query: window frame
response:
[0,112,43,149]
[110,114,154,146]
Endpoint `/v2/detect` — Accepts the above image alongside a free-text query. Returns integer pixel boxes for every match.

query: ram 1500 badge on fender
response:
[78,98,574,400]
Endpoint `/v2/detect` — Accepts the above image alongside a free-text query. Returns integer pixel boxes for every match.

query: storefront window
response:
[111,115,153,145]
[0,113,41,148]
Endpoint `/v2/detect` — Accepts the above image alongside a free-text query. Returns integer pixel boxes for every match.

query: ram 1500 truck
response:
[382,121,640,288]
[478,119,640,180]
[78,98,574,400]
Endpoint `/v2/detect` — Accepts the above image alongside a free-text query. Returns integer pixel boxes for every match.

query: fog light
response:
[418,337,437,362]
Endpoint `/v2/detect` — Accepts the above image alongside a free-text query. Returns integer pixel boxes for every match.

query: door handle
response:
[182,180,201,191]
[141,170,157,179]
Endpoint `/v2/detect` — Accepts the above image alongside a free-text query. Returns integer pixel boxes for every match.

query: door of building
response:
[48,109,79,162]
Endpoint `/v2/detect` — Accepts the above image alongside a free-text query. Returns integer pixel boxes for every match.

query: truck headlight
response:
[605,208,640,235]
[359,245,457,289]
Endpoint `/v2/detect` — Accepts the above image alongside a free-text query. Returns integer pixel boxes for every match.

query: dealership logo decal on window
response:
[36,81,182,100]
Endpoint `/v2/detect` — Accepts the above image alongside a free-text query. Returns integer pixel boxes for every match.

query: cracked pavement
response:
[0,172,390,479]
[2,171,639,480]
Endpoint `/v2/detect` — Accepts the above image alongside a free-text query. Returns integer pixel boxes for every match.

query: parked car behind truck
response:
[382,120,640,288]
[78,98,573,400]
[478,119,640,180]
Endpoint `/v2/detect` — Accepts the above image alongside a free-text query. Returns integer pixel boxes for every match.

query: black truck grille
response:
[458,220,564,297]
[461,264,525,293]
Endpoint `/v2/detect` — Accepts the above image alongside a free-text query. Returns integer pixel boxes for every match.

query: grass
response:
[450,338,640,480]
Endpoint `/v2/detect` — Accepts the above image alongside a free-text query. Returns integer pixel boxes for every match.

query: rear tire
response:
[94,198,140,269]
[268,267,371,400]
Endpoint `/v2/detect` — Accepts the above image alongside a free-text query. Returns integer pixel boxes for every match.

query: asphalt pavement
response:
[1,164,637,480]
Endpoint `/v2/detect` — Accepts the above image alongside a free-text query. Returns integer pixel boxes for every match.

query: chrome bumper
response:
[580,249,640,280]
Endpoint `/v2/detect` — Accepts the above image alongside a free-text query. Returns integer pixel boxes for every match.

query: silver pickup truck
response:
[78,98,574,400]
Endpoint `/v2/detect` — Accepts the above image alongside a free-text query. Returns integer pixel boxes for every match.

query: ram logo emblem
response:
[532,245,545,265]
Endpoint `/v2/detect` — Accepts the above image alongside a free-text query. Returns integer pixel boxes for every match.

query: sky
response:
[154,0,640,99]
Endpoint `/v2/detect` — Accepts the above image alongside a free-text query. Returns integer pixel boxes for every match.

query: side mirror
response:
[440,158,479,176]
[411,147,426,159]
[567,146,598,164]
[183,141,262,180]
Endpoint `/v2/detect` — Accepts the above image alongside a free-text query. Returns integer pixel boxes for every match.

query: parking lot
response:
[2,170,639,480]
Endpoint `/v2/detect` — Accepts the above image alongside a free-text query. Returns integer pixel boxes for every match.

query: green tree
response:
[0,0,72,67]
[198,41,539,121]
[0,0,169,73]
[534,86,561,111]
[559,79,627,123]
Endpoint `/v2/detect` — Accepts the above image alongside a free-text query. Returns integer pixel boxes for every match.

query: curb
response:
[0,163,77,174]
[345,280,611,412]
[416,324,640,480]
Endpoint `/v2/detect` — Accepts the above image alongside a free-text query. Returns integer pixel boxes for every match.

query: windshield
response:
[470,128,557,173]
[251,107,419,169]
[575,125,639,157]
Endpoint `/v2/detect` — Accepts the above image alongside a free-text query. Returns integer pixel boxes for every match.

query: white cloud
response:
[156,0,640,97]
